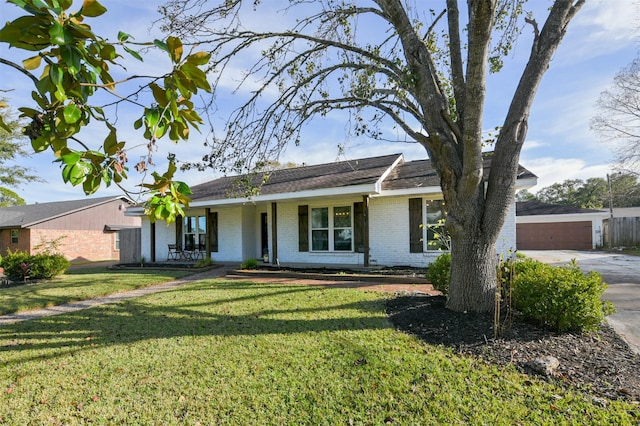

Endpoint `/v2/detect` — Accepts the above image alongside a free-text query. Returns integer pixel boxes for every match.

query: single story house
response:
[131,154,536,268]
[516,201,608,250]
[0,196,141,262]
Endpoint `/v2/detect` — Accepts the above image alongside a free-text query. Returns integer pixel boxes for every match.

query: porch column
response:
[150,221,156,262]
[363,195,370,267]
[271,202,278,265]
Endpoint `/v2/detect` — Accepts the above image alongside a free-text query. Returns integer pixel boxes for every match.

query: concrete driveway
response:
[520,250,640,355]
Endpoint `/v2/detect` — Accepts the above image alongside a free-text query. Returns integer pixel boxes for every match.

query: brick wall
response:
[30,229,118,262]
[0,228,31,255]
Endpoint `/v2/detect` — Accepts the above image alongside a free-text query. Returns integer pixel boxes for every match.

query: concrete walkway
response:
[521,250,640,355]
[0,265,233,326]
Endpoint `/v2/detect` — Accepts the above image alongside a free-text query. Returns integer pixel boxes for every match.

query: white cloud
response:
[553,0,638,64]
[519,156,613,191]
[522,140,549,151]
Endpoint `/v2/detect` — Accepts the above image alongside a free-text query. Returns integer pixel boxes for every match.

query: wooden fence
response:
[604,217,640,247]
[119,228,141,263]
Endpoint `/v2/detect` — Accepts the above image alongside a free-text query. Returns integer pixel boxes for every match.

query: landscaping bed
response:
[387,294,640,403]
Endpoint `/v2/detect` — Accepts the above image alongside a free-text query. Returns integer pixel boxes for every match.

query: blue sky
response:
[0,0,638,204]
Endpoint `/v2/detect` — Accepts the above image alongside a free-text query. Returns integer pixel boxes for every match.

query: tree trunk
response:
[446,233,497,313]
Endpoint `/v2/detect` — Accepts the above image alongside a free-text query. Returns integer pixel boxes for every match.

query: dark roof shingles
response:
[190,152,537,201]
[382,154,536,191]
[516,201,606,216]
[190,154,402,201]
[0,196,126,228]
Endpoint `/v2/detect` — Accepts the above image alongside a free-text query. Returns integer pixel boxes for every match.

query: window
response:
[425,200,449,251]
[10,229,18,244]
[115,231,120,250]
[311,206,352,251]
[184,216,206,250]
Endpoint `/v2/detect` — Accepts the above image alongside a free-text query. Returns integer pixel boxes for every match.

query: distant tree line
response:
[516,173,640,209]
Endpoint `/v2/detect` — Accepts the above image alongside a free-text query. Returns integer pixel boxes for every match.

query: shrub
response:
[195,257,213,268]
[1,249,69,280]
[30,253,70,279]
[1,249,32,279]
[426,252,451,295]
[240,258,259,269]
[512,259,615,332]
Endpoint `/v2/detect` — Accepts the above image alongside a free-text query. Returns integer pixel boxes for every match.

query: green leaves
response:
[1,0,213,223]
[48,21,71,45]
[63,103,81,123]
[141,160,192,223]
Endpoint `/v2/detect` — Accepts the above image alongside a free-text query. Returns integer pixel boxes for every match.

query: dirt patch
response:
[387,294,640,403]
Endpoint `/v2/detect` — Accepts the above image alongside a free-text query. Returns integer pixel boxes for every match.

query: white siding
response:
[140,196,519,267]
[497,202,517,256]
[140,217,175,262]
[275,202,365,265]
[241,205,258,260]
[368,196,441,267]
[214,206,244,262]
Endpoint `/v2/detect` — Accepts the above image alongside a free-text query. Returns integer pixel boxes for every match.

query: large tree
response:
[592,56,640,176]
[159,0,584,312]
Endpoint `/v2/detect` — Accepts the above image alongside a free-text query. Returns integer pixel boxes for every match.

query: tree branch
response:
[0,58,39,86]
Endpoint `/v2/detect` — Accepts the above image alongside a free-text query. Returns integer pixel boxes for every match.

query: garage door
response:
[517,221,592,250]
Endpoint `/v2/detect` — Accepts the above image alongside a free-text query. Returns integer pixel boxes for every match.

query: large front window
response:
[311,206,352,251]
[425,200,449,251]
[184,216,206,250]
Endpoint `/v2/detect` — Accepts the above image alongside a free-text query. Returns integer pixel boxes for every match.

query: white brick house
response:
[133,154,535,268]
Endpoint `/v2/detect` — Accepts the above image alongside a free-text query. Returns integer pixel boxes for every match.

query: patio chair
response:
[192,243,206,261]
[167,244,181,261]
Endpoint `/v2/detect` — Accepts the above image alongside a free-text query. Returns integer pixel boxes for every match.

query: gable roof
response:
[516,201,606,216]
[382,154,537,191]
[0,196,131,228]
[190,153,403,202]
[187,153,537,205]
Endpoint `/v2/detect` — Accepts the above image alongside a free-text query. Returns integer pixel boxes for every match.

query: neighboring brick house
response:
[0,196,141,262]
[129,154,536,268]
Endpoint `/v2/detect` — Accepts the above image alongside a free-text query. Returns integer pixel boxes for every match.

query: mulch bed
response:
[387,294,640,403]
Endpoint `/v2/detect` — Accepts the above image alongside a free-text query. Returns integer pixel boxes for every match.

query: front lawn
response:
[0,268,193,315]
[1,278,637,424]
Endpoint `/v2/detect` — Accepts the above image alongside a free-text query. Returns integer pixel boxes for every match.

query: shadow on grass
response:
[0,280,390,366]
[0,270,194,316]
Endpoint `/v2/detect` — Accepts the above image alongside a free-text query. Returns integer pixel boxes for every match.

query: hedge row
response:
[1,250,70,280]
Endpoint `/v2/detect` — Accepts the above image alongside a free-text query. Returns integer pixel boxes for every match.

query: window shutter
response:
[354,202,364,252]
[298,205,309,251]
[409,198,423,253]
[209,211,219,252]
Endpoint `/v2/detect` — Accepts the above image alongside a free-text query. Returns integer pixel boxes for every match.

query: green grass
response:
[0,268,193,315]
[1,278,638,424]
